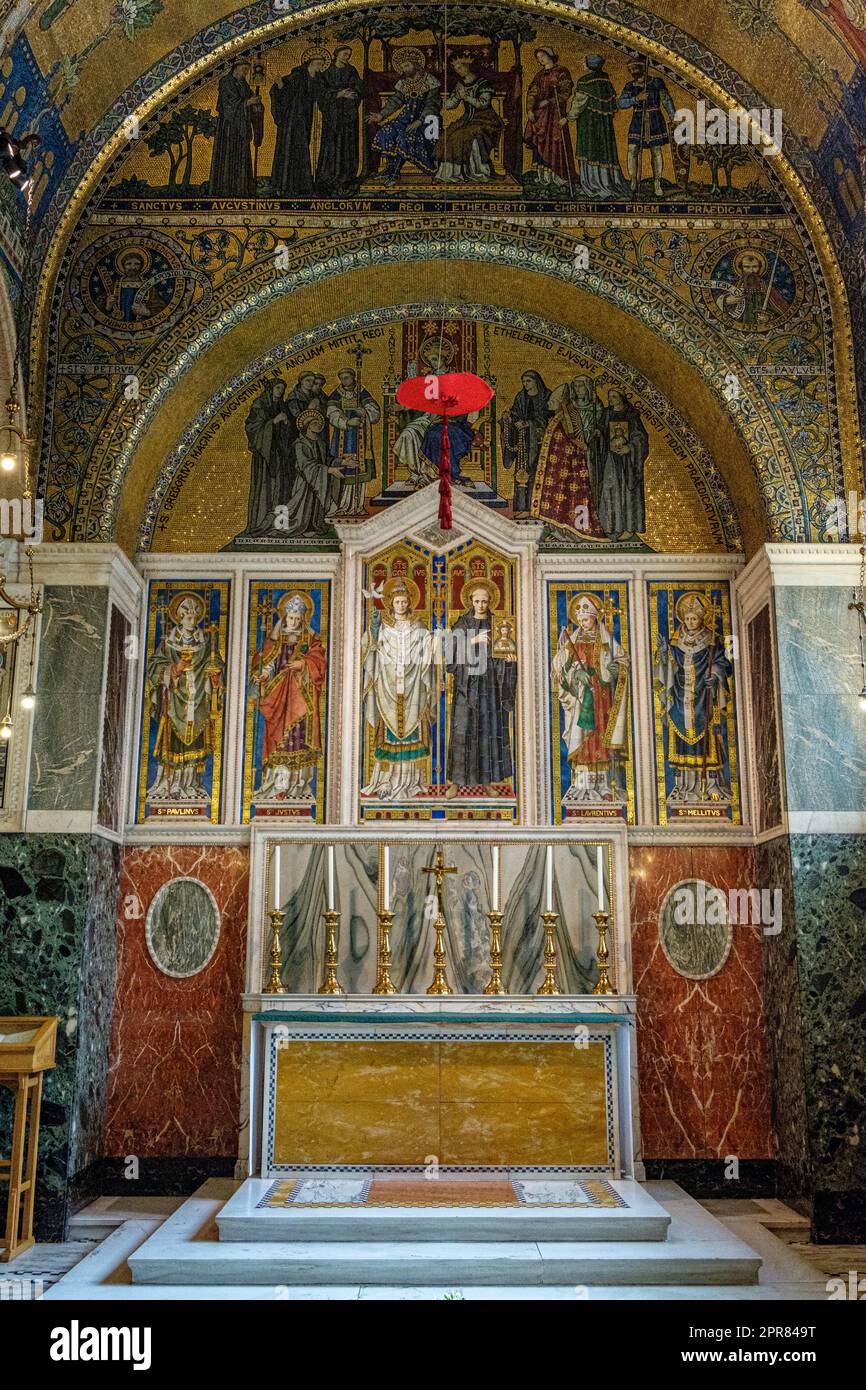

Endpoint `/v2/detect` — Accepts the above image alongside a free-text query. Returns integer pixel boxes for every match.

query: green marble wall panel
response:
[774,586,866,813]
[0,833,119,1239]
[28,586,109,813]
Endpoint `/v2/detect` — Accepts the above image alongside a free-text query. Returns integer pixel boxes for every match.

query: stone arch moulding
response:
[23,0,860,537]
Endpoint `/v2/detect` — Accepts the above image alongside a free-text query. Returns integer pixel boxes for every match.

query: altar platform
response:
[242,995,640,1182]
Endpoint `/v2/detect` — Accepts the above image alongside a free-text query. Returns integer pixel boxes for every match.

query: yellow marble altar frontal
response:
[273,1039,609,1168]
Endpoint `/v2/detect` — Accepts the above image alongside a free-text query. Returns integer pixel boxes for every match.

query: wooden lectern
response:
[0,1016,58,1262]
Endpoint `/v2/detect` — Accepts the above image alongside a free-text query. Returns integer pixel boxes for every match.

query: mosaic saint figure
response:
[286,372,328,428]
[209,57,263,197]
[654,592,734,806]
[618,59,677,196]
[597,387,649,540]
[523,48,576,190]
[552,592,629,805]
[280,408,341,535]
[146,593,223,803]
[367,49,442,182]
[361,577,435,801]
[326,367,381,516]
[445,580,516,797]
[249,592,326,802]
[564,55,630,197]
[244,378,294,535]
[436,56,503,182]
[315,46,364,194]
[531,375,605,535]
[714,249,790,327]
[270,50,330,196]
[500,370,551,513]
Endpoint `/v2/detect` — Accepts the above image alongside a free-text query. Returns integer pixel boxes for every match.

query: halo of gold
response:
[460,577,500,611]
[395,46,425,69]
[381,574,422,613]
[731,247,769,278]
[301,47,331,68]
[674,590,710,621]
[277,590,314,624]
[296,406,325,430]
[568,591,603,625]
[167,590,206,625]
[115,247,151,275]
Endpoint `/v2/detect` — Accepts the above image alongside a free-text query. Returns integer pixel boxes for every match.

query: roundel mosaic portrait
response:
[70,230,210,340]
[145,877,221,979]
[692,234,809,334]
[658,879,734,980]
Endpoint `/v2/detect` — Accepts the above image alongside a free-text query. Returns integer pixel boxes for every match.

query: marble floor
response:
[0,1181,846,1301]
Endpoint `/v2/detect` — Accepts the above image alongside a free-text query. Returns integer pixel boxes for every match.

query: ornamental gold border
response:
[135,577,230,824]
[26,0,861,510]
[648,579,741,828]
[243,579,331,826]
[547,580,636,827]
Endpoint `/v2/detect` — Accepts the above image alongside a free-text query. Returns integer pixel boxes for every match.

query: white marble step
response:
[129,1235,759,1287]
[217,1177,670,1244]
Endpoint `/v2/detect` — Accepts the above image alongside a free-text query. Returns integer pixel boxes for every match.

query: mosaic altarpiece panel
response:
[547,580,636,825]
[647,580,742,826]
[136,580,230,823]
[243,580,331,823]
[359,539,518,821]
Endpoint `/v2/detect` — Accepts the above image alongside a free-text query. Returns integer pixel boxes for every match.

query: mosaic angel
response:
[361,577,435,801]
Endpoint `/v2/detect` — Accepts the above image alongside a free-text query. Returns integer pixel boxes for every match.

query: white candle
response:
[327,845,335,911]
[545,845,553,912]
[491,845,500,912]
[273,843,281,909]
[597,844,605,913]
[383,845,390,912]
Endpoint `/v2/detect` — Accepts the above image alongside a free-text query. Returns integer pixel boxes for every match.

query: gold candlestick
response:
[373,909,397,995]
[592,910,616,995]
[427,909,454,995]
[483,910,504,995]
[536,911,561,995]
[319,910,344,995]
[267,909,285,994]
[423,849,457,996]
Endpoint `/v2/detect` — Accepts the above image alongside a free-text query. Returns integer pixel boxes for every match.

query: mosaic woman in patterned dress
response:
[531,374,606,536]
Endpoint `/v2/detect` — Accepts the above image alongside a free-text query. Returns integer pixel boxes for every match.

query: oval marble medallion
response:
[658,879,733,980]
[145,877,220,979]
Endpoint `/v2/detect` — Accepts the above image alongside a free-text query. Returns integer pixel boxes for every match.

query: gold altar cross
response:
[422,850,457,995]
[422,849,457,915]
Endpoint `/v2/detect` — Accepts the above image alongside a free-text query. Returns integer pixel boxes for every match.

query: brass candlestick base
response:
[483,910,504,995]
[426,912,453,995]
[592,910,616,995]
[267,909,285,994]
[373,909,397,995]
[536,911,561,995]
[319,910,344,995]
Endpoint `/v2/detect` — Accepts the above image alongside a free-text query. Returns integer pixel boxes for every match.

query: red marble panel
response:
[630,844,772,1160]
[103,845,249,1157]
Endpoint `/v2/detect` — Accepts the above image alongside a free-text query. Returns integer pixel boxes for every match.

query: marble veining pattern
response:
[28,587,109,812]
[103,845,248,1158]
[774,587,866,813]
[0,833,119,1239]
[630,845,772,1162]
